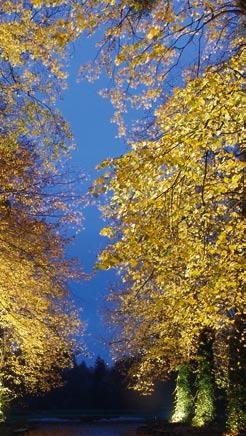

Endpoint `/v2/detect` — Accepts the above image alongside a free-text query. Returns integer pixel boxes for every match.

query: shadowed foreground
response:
[2,419,246,436]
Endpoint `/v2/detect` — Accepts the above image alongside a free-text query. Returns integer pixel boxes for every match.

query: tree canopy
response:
[0,0,86,415]
[95,48,245,386]
[0,139,85,398]
[0,1,245,433]
[87,1,245,433]
[80,0,245,135]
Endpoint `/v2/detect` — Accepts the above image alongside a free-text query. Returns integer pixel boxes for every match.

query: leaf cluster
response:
[95,49,245,395]
[0,0,86,403]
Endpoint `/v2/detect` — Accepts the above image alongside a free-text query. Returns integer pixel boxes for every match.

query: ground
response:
[139,420,246,435]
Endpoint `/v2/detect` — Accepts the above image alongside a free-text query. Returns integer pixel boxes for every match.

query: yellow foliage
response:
[0,140,85,397]
[80,0,244,134]
[95,49,245,391]
[0,0,86,404]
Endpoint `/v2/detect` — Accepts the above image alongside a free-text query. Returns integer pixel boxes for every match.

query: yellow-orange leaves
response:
[95,49,245,391]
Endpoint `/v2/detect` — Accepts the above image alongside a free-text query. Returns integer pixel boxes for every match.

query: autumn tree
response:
[0,134,86,418]
[80,1,246,433]
[0,0,88,418]
[93,43,245,432]
[0,0,89,155]
[80,0,245,135]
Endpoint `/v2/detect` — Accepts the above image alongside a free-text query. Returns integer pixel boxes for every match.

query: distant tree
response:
[20,356,174,414]
[94,357,107,381]
[91,357,108,408]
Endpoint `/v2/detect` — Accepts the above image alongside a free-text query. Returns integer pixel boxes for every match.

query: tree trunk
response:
[170,363,193,423]
[192,331,216,427]
[226,314,246,434]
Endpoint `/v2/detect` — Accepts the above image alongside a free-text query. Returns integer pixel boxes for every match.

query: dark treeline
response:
[16,357,174,415]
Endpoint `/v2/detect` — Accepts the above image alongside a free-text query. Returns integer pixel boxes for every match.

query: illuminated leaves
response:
[95,49,245,394]
[0,139,85,398]
[0,0,86,404]
[80,0,244,135]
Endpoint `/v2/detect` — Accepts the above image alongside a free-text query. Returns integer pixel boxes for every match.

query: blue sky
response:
[58,26,201,365]
[59,36,126,364]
